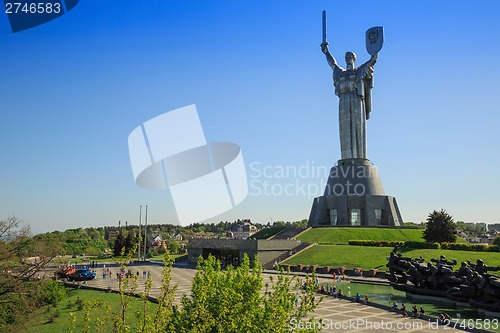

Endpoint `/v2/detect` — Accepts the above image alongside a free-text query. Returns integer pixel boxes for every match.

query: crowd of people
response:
[391,300,425,318]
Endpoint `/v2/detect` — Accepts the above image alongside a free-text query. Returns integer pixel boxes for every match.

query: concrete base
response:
[308,158,403,227]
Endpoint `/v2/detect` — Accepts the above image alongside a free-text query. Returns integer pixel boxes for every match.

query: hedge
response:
[404,241,440,249]
[348,240,439,249]
[348,240,400,247]
[441,242,500,252]
[347,240,499,252]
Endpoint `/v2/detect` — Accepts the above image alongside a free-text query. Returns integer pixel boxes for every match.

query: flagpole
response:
[143,205,148,261]
[138,205,142,261]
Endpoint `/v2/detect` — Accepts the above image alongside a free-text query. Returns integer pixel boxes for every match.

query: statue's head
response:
[345,51,356,65]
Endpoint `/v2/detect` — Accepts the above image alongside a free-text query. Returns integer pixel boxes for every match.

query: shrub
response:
[404,241,440,249]
[348,240,399,247]
[348,240,439,249]
[39,280,66,306]
[440,242,499,252]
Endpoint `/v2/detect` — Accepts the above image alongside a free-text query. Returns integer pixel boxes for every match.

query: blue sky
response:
[1,1,499,234]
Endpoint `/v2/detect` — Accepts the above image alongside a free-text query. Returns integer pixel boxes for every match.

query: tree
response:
[167,240,180,254]
[123,230,138,255]
[0,216,60,330]
[173,254,321,332]
[422,209,457,243]
[113,230,126,256]
[494,236,500,247]
[77,253,321,332]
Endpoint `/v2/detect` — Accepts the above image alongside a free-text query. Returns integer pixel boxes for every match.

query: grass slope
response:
[30,287,156,333]
[297,227,426,245]
[249,225,287,239]
[284,244,500,271]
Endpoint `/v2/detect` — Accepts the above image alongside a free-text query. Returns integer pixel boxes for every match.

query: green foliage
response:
[174,254,321,332]
[403,241,440,249]
[113,231,126,257]
[422,209,457,243]
[175,254,263,332]
[112,229,140,257]
[298,227,425,244]
[0,216,59,331]
[62,253,320,333]
[494,237,500,247]
[291,219,309,228]
[167,240,180,254]
[440,242,500,252]
[348,240,400,247]
[402,222,425,228]
[348,240,440,249]
[35,227,107,256]
[39,280,66,306]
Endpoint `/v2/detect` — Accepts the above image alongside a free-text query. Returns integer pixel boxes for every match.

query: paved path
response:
[73,262,467,333]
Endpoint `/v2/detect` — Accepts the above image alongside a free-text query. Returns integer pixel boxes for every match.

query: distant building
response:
[488,224,500,232]
[231,220,258,239]
[476,223,487,230]
[171,233,183,241]
[467,233,496,245]
[105,229,119,240]
[150,233,163,246]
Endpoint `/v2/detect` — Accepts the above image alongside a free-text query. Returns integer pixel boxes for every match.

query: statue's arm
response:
[365,53,378,67]
[321,43,339,70]
[325,52,338,69]
[359,53,378,81]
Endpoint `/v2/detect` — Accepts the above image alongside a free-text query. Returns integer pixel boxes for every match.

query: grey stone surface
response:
[75,263,469,333]
[323,159,384,197]
[308,158,403,227]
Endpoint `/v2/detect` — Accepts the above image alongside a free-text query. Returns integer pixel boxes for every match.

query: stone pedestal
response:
[308,158,403,227]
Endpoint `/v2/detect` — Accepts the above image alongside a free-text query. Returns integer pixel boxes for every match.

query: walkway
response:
[64,262,477,333]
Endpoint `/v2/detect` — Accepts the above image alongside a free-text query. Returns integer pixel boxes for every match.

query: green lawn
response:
[250,225,287,239]
[297,227,467,245]
[283,244,500,271]
[151,253,187,261]
[30,287,157,333]
[297,227,426,244]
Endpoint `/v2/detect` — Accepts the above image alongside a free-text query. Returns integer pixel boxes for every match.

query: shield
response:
[366,26,384,56]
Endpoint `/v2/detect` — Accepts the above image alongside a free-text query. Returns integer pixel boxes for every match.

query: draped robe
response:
[330,58,375,159]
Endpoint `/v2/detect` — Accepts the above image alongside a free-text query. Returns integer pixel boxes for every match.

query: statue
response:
[320,11,383,160]
[386,248,500,312]
[308,12,403,228]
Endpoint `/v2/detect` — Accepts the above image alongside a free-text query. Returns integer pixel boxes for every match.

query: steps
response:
[270,227,308,240]
[262,241,312,270]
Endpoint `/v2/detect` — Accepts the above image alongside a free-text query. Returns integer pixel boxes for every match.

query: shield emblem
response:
[366,26,384,56]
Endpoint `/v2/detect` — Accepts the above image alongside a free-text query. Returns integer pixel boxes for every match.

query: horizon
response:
[1,1,500,234]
